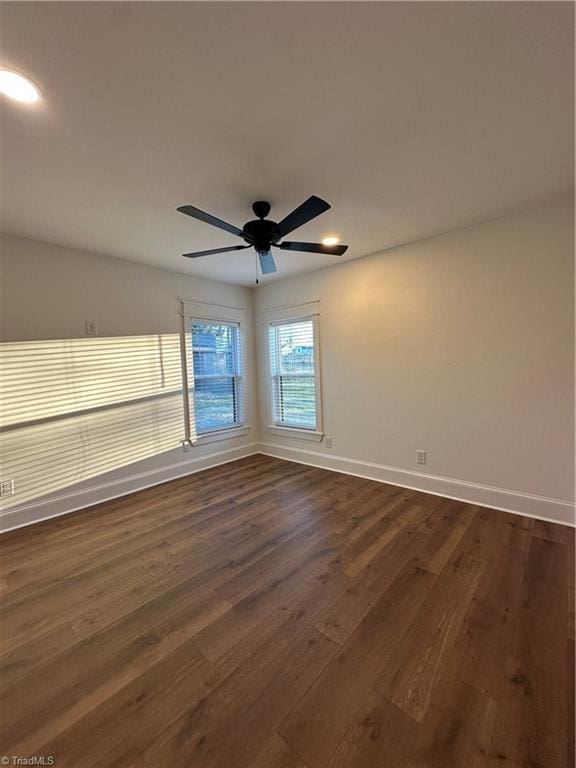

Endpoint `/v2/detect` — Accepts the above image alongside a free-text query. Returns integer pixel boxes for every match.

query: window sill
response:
[195,425,250,445]
[266,425,324,442]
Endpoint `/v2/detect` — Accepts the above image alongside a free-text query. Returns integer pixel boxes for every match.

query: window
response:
[268,316,319,431]
[190,320,243,434]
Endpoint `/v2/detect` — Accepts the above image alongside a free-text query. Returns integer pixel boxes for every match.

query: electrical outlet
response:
[324,436,332,448]
[416,449,427,466]
[0,478,15,498]
[85,320,98,336]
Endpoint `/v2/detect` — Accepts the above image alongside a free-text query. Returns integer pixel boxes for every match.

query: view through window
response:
[191,320,243,433]
[268,317,317,430]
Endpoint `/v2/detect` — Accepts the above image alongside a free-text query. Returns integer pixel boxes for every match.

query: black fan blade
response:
[273,196,331,238]
[183,245,250,259]
[258,250,277,274]
[278,241,348,256]
[177,205,246,238]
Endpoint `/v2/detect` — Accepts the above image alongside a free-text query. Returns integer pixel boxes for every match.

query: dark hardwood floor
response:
[0,454,573,768]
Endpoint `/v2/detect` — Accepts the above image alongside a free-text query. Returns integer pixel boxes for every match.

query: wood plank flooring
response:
[0,454,573,768]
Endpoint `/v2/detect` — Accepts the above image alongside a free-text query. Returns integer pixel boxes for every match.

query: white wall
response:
[0,233,258,530]
[255,198,575,524]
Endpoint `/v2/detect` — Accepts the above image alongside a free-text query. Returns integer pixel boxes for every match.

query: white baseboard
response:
[259,442,575,527]
[0,443,259,533]
[2,440,573,534]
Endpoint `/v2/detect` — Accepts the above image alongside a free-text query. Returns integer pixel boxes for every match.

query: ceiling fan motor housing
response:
[243,215,279,252]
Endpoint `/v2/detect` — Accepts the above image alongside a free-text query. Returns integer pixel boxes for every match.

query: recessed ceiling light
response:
[322,236,340,246]
[0,68,40,104]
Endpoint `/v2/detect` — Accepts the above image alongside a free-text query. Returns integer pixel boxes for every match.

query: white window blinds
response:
[0,335,188,511]
[268,317,318,430]
[190,321,243,434]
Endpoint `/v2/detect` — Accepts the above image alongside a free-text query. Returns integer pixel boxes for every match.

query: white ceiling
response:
[0,2,573,286]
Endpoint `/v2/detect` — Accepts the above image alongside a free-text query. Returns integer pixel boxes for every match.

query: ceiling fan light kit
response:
[177,196,348,280]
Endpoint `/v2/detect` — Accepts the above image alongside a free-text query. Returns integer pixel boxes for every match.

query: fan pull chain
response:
[255,250,259,285]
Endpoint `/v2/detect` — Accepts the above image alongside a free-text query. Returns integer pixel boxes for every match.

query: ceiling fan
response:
[177,196,348,276]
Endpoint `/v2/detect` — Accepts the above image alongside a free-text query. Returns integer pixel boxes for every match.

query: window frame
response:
[190,318,244,436]
[266,312,324,442]
[179,300,250,446]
